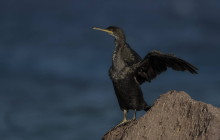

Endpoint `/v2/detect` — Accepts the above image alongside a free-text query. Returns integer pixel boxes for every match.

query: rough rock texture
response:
[102,91,220,140]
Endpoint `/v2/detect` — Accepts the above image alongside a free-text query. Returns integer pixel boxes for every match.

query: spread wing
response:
[135,50,198,84]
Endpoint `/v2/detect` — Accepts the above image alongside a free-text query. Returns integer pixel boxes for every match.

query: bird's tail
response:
[144,105,151,112]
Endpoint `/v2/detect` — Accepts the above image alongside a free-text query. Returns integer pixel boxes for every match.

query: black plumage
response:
[93,26,198,125]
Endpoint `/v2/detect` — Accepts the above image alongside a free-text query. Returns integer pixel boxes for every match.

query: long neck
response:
[114,36,126,49]
[112,37,127,71]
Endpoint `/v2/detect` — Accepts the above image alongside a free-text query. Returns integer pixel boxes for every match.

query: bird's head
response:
[93,26,125,40]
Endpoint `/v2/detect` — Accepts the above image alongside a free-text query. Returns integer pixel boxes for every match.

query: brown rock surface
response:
[102,91,220,140]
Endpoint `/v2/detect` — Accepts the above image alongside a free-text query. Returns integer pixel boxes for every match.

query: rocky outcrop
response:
[102,91,220,140]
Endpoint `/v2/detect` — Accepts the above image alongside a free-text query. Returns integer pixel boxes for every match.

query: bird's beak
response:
[93,27,114,35]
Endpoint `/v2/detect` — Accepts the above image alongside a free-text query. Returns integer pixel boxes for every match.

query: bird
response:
[93,26,198,126]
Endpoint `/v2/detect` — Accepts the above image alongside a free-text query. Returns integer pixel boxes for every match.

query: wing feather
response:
[135,50,198,84]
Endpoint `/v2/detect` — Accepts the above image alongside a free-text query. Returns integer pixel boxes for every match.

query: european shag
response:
[93,26,198,125]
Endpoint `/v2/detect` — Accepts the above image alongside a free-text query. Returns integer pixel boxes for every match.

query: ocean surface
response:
[0,0,220,139]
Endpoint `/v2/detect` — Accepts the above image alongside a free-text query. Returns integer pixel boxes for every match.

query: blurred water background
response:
[0,0,220,139]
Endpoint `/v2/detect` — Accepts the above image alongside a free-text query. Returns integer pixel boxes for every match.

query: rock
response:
[102,90,220,140]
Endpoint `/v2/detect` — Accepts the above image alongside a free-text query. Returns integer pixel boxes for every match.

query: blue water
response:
[0,0,220,139]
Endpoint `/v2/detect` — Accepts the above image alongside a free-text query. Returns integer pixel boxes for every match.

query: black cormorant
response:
[93,26,198,125]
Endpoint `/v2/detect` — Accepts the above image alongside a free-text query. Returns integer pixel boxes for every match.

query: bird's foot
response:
[113,119,132,129]
[131,118,136,121]
[116,120,128,126]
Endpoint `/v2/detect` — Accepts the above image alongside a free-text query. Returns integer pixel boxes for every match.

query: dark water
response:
[0,0,220,139]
